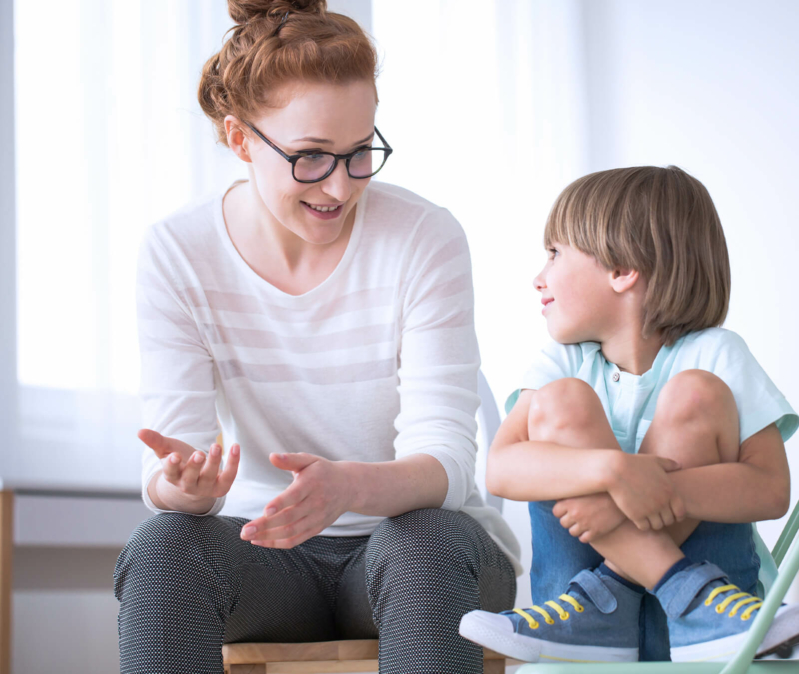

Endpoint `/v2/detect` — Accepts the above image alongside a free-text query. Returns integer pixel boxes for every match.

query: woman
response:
[114,1,520,672]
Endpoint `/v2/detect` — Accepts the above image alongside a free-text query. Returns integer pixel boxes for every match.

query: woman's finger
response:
[251,516,318,549]
[659,507,675,528]
[197,444,222,488]
[179,451,205,490]
[559,514,573,530]
[260,478,311,519]
[648,513,665,531]
[214,444,240,496]
[241,496,311,540]
[162,452,183,483]
[569,523,583,538]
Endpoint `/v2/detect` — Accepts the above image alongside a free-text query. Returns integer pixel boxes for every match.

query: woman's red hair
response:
[198,0,378,146]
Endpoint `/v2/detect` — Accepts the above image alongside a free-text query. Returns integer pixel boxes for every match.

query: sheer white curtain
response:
[371,0,589,606]
[372,0,589,408]
[9,0,244,490]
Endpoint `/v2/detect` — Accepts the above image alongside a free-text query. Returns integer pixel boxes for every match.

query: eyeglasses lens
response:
[294,149,388,182]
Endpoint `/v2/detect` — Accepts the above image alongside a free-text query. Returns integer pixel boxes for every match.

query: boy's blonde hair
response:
[544,166,731,346]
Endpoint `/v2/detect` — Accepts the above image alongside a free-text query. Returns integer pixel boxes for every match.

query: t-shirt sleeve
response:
[136,226,225,516]
[505,340,583,414]
[697,330,798,445]
[394,208,481,512]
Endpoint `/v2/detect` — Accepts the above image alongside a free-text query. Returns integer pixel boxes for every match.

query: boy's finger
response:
[658,457,681,472]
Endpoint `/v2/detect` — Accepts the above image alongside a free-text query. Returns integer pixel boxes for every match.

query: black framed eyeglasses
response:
[245,123,393,184]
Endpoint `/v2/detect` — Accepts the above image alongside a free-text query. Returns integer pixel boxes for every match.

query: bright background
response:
[2,1,798,672]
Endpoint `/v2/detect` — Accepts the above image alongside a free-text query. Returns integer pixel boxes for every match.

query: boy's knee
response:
[529,378,600,435]
[657,370,736,426]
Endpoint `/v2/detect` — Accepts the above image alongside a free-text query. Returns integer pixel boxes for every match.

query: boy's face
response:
[534,242,617,344]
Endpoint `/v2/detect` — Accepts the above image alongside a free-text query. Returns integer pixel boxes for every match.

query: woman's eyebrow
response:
[292,133,374,146]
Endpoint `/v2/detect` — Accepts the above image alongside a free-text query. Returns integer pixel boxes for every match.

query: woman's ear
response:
[609,266,640,294]
[225,115,253,164]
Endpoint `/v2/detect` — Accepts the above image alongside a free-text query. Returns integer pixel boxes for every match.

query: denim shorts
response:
[528,500,760,661]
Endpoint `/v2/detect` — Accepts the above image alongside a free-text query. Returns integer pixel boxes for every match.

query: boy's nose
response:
[533,272,546,291]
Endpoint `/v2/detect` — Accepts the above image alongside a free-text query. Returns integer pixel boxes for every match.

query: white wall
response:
[582,0,799,556]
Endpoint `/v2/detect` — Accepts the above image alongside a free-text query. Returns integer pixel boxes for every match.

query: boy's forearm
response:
[486,441,621,502]
[670,462,790,523]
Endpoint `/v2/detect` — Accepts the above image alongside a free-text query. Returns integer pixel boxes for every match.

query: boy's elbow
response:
[772,487,791,520]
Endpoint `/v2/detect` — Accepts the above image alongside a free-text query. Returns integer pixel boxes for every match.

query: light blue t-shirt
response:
[510,327,798,452]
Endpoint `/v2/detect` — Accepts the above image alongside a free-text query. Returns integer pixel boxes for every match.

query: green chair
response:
[516,498,799,674]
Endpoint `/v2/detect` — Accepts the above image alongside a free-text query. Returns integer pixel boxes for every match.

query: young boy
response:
[459,166,799,662]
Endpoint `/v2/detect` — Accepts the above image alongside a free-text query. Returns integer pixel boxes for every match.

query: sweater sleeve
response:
[394,208,481,511]
[136,226,225,516]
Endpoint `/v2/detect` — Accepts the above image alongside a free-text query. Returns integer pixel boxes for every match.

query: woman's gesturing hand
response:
[139,429,240,509]
[240,452,354,549]
[606,452,686,532]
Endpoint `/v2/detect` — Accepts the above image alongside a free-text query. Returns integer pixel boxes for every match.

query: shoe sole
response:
[671,604,799,662]
[459,611,638,663]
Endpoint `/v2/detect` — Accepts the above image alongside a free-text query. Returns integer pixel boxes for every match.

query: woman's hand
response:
[606,453,686,531]
[240,453,355,549]
[552,493,627,542]
[139,429,240,512]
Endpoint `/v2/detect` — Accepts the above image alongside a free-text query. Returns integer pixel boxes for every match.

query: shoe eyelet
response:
[716,606,724,614]
[546,618,555,625]
[704,599,712,607]
[531,622,539,629]
[741,615,752,621]
[575,606,584,613]
[561,613,570,621]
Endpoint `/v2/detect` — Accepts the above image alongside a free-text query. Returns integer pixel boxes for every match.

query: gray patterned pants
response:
[114,508,516,674]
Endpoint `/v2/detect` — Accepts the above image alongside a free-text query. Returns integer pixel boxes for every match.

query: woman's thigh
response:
[115,513,371,645]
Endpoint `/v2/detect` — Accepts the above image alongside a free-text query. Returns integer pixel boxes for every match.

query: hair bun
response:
[228,0,326,25]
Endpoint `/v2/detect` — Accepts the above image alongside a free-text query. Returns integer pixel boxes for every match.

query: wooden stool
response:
[222,639,509,673]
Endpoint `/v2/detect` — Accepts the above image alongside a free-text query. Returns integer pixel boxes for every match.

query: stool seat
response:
[222,639,509,673]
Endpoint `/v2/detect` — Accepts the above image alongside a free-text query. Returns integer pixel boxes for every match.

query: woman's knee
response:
[366,509,481,577]
[528,378,604,440]
[114,513,236,599]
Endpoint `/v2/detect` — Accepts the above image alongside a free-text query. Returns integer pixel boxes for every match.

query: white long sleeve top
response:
[137,180,521,574]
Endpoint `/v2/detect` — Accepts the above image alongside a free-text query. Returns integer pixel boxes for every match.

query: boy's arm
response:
[486,390,626,502]
[669,423,791,523]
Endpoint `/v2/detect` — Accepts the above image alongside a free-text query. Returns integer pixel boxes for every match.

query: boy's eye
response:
[547,248,559,259]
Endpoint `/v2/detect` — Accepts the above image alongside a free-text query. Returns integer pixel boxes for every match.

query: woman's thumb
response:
[269,452,317,473]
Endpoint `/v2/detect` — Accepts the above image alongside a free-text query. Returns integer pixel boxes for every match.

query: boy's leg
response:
[459,378,643,663]
[588,369,739,587]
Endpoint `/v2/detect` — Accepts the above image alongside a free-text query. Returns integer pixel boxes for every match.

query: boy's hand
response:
[607,453,686,531]
[553,493,627,542]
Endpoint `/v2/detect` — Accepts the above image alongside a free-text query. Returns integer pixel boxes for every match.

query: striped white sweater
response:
[137,180,521,573]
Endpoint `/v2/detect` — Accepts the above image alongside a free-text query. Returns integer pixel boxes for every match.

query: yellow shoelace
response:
[513,594,585,630]
[705,584,763,621]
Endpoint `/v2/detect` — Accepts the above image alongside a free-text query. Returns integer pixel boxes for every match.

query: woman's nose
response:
[320,160,353,202]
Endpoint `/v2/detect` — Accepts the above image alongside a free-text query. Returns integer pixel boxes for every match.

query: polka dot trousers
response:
[114,508,516,674]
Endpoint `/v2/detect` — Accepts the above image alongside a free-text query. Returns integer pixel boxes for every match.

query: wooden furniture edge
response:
[0,491,13,674]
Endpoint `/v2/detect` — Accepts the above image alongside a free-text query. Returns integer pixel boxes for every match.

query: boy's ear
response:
[609,266,640,294]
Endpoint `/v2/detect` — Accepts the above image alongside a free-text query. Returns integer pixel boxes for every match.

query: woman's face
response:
[231,80,378,246]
